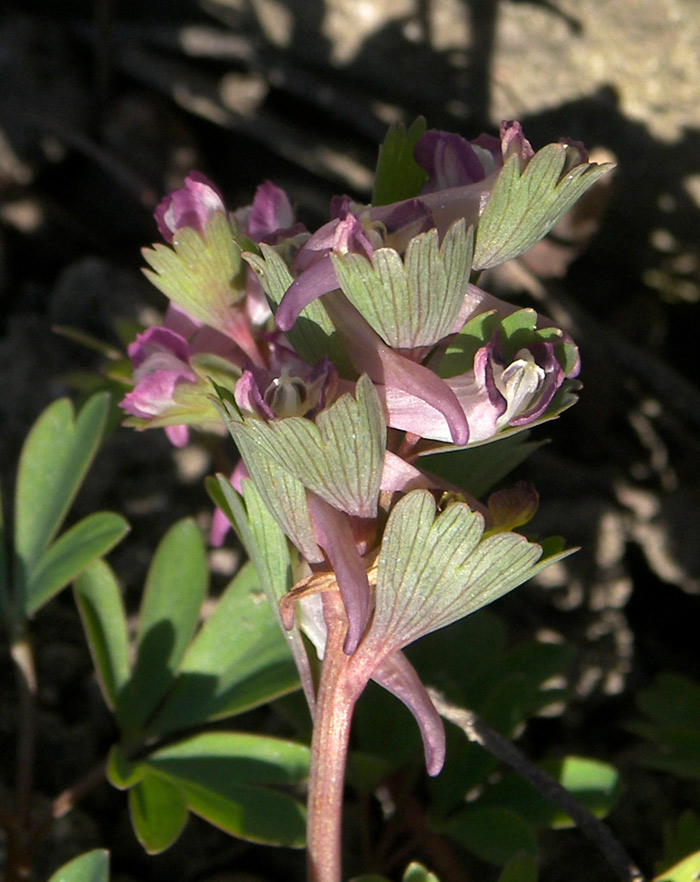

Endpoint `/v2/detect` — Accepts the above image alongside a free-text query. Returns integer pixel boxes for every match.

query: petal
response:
[247,180,295,241]
[370,651,446,776]
[307,494,371,655]
[324,294,469,446]
[275,257,340,332]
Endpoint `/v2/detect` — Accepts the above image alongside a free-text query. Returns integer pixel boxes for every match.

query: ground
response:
[0,1,699,880]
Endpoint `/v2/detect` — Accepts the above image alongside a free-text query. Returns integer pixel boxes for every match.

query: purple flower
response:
[119,326,198,447]
[155,172,226,243]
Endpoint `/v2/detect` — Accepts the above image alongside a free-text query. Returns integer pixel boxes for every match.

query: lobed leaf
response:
[473,145,614,270]
[245,245,352,374]
[142,213,244,332]
[369,490,547,653]
[227,375,385,518]
[332,220,473,349]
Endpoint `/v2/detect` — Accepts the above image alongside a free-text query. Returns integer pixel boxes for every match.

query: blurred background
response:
[1,0,699,879]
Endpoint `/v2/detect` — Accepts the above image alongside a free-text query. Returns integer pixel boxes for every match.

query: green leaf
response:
[657,812,700,875]
[372,117,428,206]
[369,490,546,652]
[142,213,245,332]
[418,432,545,498]
[24,512,129,617]
[14,394,110,592]
[403,863,441,882]
[47,849,110,882]
[445,806,537,865]
[479,756,620,828]
[653,851,700,882]
[128,771,188,854]
[245,246,352,375]
[144,732,309,847]
[106,744,145,790]
[0,478,8,621]
[179,779,306,847]
[497,852,539,882]
[74,559,130,711]
[473,145,614,270]
[116,519,207,737]
[332,220,473,349]
[148,562,300,735]
[145,731,310,784]
[227,375,386,518]
[637,673,700,730]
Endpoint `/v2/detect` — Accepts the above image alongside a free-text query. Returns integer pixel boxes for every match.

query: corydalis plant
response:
[120,118,613,881]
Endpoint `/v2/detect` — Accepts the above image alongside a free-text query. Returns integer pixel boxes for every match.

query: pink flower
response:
[155,172,226,243]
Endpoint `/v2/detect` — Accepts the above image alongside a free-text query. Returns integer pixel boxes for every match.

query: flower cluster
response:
[120,120,611,776]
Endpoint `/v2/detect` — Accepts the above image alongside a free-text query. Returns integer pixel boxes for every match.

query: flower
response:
[155,171,226,243]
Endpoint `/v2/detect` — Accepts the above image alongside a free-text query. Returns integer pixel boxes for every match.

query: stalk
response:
[306,592,362,882]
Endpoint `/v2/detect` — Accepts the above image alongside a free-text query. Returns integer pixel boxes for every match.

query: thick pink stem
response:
[306,593,363,882]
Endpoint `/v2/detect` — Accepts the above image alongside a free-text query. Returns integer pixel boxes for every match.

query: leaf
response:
[245,246,352,375]
[116,519,207,738]
[497,852,539,882]
[0,478,8,621]
[24,512,129,617]
[418,432,545,498]
[178,779,306,846]
[332,220,473,349]
[107,744,145,790]
[148,562,300,735]
[47,850,110,882]
[128,771,188,854]
[14,394,110,594]
[657,812,700,875]
[653,850,700,882]
[444,806,538,865]
[142,213,244,333]
[368,490,547,652]
[637,673,700,730]
[403,864,442,882]
[473,145,614,270]
[144,732,309,847]
[372,117,428,206]
[227,375,386,518]
[74,559,130,711]
[478,756,620,828]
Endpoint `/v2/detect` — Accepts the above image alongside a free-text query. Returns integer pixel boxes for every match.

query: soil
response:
[1,1,699,881]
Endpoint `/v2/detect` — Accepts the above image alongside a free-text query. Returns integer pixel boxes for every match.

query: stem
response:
[6,627,38,882]
[428,688,646,882]
[306,592,362,882]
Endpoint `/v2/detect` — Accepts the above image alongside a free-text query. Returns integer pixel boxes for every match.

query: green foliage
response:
[473,144,614,270]
[77,518,306,852]
[417,431,545,502]
[653,850,700,882]
[372,117,429,206]
[630,672,700,780]
[497,852,539,882]
[356,610,618,868]
[3,394,129,619]
[331,220,473,349]
[656,812,700,875]
[47,850,109,882]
